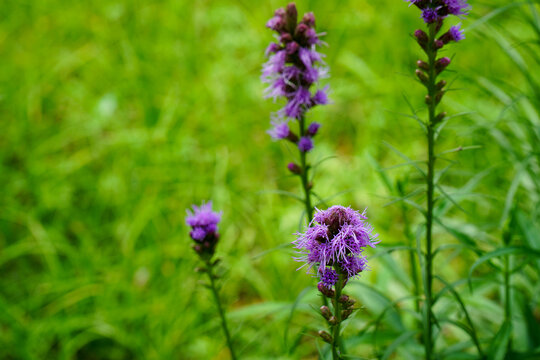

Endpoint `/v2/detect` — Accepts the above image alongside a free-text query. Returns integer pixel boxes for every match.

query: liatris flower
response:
[294,205,378,357]
[294,205,379,290]
[263,2,329,151]
[186,201,222,257]
[186,201,237,359]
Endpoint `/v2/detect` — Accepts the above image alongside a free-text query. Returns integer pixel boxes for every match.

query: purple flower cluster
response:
[293,206,379,290]
[263,3,329,153]
[406,0,470,24]
[186,202,222,256]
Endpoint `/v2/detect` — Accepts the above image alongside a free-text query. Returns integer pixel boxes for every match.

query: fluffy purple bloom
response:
[320,268,339,287]
[186,202,222,256]
[421,8,440,23]
[298,136,313,152]
[293,206,379,287]
[443,0,470,16]
[262,3,329,131]
[268,121,291,140]
[449,24,465,41]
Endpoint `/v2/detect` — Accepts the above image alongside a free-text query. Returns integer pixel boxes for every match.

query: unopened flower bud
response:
[414,29,428,50]
[328,316,337,325]
[287,162,302,175]
[307,181,313,190]
[342,308,354,320]
[415,69,428,84]
[280,32,292,43]
[318,282,335,298]
[435,57,451,73]
[285,3,298,32]
[286,41,299,55]
[425,95,432,105]
[435,90,445,104]
[435,112,447,123]
[302,12,315,27]
[318,330,333,344]
[307,122,321,136]
[416,60,429,71]
[320,306,331,320]
[433,39,444,50]
[436,80,447,90]
[294,23,308,39]
[338,295,350,304]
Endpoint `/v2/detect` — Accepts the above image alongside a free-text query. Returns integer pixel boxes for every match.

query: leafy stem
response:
[204,258,237,360]
[331,272,345,360]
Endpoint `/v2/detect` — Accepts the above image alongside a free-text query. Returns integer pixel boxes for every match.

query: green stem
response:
[298,115,314,222]
[206,260,237,360]
[424,23,438,360]
[331,273,345,360]
[504,247,512,353]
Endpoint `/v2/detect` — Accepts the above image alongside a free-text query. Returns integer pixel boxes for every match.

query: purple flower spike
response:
[262,3,330,130]
[293,205,379,287]
[186,202,222,256]
[298,136,314,152]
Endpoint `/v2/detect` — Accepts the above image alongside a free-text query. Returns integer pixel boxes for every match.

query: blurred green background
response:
[1,0,539,359]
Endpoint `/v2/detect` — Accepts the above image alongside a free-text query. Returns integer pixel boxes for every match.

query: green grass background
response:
[1,0,539,359]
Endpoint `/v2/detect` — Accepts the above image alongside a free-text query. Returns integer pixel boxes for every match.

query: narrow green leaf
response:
[381,330,419,360]
[488,321,512,360]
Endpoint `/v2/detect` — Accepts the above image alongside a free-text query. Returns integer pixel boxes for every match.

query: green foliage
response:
[0,0,538,359]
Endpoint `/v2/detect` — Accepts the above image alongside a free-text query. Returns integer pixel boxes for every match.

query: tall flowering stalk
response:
[262,2,329,223]
[404,1,469,358]
[186,202,237,360]
[294,206,379,359]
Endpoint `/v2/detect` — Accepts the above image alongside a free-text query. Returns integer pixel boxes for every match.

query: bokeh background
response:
[1,0,539,359]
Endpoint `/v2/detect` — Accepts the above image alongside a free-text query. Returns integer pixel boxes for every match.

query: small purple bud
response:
[320,306,331,320]
[421,8,440,24]
[280,32,293,43]
[286,41,299,55]
[328,316,337,325]
[298,136,313,152]
[342,308,354,320]
[287,162,302,175]
[435,57,451,73]
[416,60,429,71]
[318,330,333,344]
[436,80,447,90]
[302,12,316,27]
[434,39,444,50]
[312,87,329,105]
[307,122,321,136]
[414,29,428,49]
[317,282,335,298]
[436,112,447,123]
[285,3,298,32]
[415,69,428,84]
[294,23,309,39]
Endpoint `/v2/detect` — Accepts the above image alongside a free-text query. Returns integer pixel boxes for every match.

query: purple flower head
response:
[442,0,470,17]
[320,268,339,287]
[312,86,329,106]
[186,202,222,256]
[449,24,465,41]
[298,136,313,152]
[421,8,441,24]
[293,206,379,287]
[262,3,329,129]
[307,122,321,136]
[268,121,291,140]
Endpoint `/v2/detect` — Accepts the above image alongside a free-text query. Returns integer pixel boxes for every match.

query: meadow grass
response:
[0,0,539,359]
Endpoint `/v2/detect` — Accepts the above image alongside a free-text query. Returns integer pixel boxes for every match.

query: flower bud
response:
[436,80,447,90]
[415,69,428,85]
[425,95,432,105]
[285,3,298,33]
[307,122,321,136]
[280,32,293,44]
[435,57,451,74]
[416,60,429,71]
[338,295,350,304]
[435,112,447,123]
[285,41,299,55]
[435,90,445,104]
[433,39,444,50]
[318,330,333,344]
[318,282,335,298]
[328,316,337,325]
[414,29,428,50]
[342,308,354,320]
[302,12,315,27]
[287,162,302,175]
[320,306,331,320]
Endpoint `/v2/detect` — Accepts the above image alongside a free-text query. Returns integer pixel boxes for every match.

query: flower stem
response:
[331,273,345,360]
[205,259,237,360]
[424,23,438,360]
[298,115,314,222]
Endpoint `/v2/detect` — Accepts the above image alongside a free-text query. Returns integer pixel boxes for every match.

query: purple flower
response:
[320,268,339,287]
[421,8,440,23]
[307,122,321,136]
[443,0,470,16]
[293,206,379,287]
[268,121,291,140]
[298,136,314,152]
[262,3,330,130]
[186,202,222,255]
[449,24,465,41]
[312,87,329,106]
